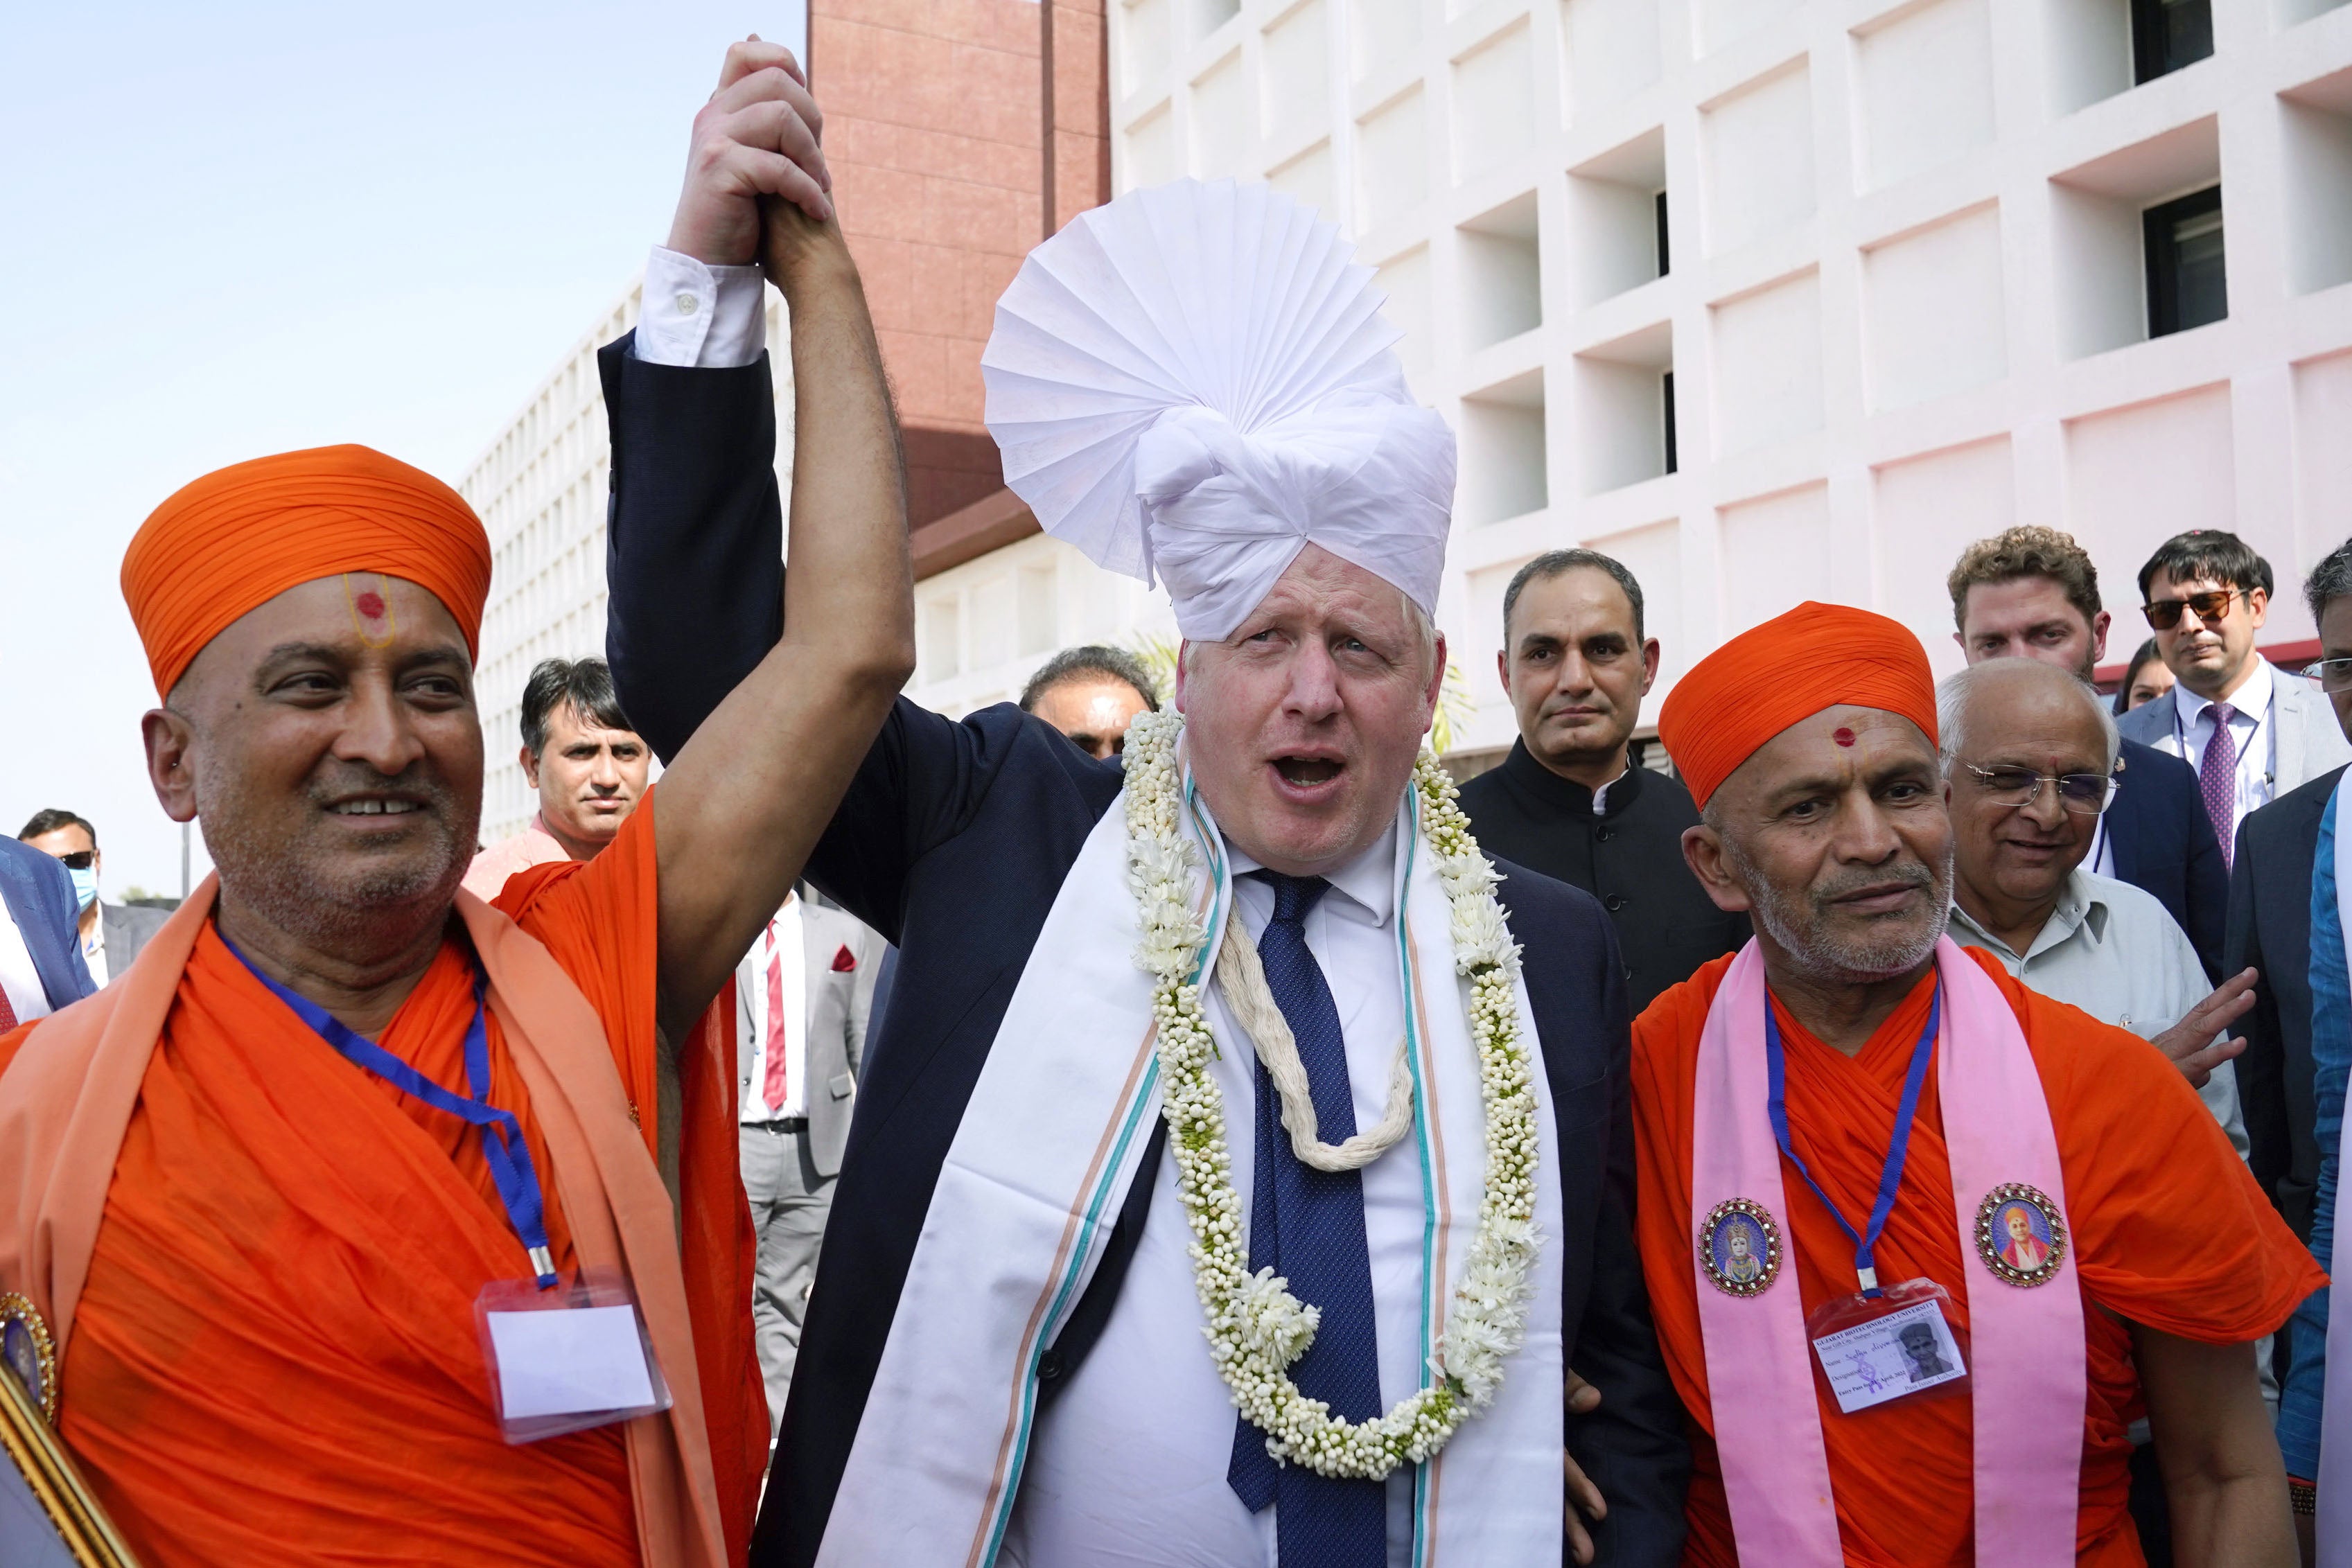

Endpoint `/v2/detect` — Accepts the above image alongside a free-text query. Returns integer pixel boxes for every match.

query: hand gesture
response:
[667,37,832,268]
[2150,967,2257,1090]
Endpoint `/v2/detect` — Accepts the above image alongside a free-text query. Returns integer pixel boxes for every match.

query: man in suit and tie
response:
[19,810,169,987]
[1947,527,2230,979]
[2120,529,2352,865]
[604,140,1687,1565]
[736,886,881,1435]
[0,836,93,1030]
[2230,537,2352,1535]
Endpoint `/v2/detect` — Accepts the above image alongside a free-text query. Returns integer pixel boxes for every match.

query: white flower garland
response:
[1123,709,1541,1480]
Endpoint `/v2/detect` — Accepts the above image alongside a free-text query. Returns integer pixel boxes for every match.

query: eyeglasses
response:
[2303,658,2352,694]
[54,851,94,870]
[1959,762,2118,814]
[2141,588,2240,631]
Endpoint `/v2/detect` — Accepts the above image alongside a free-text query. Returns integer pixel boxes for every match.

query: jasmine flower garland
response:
[1122,710,1541,1480]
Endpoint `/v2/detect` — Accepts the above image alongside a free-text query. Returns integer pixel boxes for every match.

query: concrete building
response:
[459,285,794,845]
[464,1,1124,838]
[1092,0,2352,759]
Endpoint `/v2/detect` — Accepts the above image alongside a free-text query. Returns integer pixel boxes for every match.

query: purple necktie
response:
[2200,702,2238,867]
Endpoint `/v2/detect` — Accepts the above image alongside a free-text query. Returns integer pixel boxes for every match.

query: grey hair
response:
[2306,538,2352,626]
[1936,659,2119,776]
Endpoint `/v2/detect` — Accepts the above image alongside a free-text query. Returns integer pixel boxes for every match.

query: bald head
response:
[1936,658,2118,779]
[1937,659,2118,938]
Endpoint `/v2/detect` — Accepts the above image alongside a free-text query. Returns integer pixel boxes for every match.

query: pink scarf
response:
[1689,937,2087,1563]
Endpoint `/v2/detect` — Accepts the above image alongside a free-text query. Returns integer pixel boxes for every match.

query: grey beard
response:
[195,759,475,961]
[1726,835,1954,986]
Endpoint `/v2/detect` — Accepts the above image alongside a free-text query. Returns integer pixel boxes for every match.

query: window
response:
[2143,186,2227,337]
[1662,371,1678,474]
[2131,0,2213,86]
[1656,188,1671,276]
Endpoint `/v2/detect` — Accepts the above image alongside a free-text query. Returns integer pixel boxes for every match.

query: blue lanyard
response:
[225,938,559,1288]
[1764,988,1939,1298]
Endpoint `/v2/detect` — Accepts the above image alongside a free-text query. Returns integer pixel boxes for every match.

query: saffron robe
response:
[1632,946,2324,1565]
[0,804,765,1567]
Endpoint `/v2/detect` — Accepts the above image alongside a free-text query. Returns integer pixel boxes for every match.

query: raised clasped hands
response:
[667,36,834,281]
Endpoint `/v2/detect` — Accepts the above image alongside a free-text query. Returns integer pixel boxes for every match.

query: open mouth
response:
[326,798,425,817]
[1272,756,1343,788]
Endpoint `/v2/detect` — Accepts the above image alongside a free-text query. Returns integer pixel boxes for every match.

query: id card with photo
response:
[1811,1297,1967,1415]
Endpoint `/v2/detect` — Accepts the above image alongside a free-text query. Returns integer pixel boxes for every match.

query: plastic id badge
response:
[475,1270,671,1444]
[1807,1276,1968,1416]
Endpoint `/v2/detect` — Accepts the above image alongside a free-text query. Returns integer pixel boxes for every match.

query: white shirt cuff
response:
[635,247,769,368]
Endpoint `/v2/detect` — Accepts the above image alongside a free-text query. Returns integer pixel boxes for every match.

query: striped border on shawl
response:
[960,779,1233,1567]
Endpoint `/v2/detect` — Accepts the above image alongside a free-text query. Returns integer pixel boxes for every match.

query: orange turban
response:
[1657,601,1936,810]
[121,444,492,698]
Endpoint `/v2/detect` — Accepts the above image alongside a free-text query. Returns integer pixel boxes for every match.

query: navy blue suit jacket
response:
[596,335,1690,1567]
[2105,737,2227,983]
[0,837,95,1013]
[2225,764,2344,1242]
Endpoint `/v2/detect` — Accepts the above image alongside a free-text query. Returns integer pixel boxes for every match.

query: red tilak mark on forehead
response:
[354,591,386,621]
[1832,727,1857,748]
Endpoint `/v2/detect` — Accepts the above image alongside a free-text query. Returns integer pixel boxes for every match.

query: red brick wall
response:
[812,0,1109,557]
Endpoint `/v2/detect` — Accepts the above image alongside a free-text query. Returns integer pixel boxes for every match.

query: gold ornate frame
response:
[0,1348,141,1566]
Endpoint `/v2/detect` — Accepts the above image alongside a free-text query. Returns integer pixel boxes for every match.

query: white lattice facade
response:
[462,285,795,843]
[1055,0,2352,753]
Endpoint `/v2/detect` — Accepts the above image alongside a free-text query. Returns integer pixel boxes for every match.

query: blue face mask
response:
[69,865,97,911]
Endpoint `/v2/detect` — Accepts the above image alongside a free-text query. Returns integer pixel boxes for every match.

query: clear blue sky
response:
[0,3,807,897]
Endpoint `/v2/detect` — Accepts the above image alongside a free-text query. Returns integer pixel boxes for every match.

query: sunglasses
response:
[2141,588,2240,631]
[55,851,94,870]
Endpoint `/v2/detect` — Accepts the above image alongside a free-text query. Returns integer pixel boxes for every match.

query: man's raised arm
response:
[635,42,917,1041]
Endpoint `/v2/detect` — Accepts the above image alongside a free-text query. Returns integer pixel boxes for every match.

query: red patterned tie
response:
[0,984,17,1034]
[762,920,790,1114]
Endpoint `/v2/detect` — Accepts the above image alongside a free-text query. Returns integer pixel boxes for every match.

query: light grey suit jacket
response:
[2117,662,2352,802]
[99,901,170,977]
[736,895,882,1179]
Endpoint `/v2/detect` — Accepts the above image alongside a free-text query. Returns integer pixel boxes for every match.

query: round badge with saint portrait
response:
[1,1291,56,1423]
[1975,1183,2068,1287]
[1699,1199,1782,1296]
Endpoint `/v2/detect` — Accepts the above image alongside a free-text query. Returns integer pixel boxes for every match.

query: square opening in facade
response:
[2279,0,2352,22]
[1460,371,1551,525]
[2131,0,2213,85]
[2048,116,2220,358]
[1458,193,1543,350]
[1568,127,1669,307]
[1571,322,1674,495]
[2144,186,2227,337]
[2283,69,2352,296]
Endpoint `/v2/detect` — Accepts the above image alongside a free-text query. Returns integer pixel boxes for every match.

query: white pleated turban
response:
[981,179,1456,642]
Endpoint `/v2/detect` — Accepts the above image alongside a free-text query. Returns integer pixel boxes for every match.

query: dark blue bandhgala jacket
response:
[596,337,1691,1568]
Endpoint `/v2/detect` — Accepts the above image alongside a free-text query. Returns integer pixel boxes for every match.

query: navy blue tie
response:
[1226,872,1386,1565]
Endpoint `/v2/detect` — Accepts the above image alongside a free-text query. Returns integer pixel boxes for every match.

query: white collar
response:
[1225,818,1400,926]
[2177,658,2273,729]
[1590,766,1631,816]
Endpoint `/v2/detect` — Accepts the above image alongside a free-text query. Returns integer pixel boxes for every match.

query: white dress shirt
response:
[1003,821,1427,1568]
[79,919,107,990]
[2168,658,2277,841]
[0,905,52,1027]
[637,248,769,369]
[1946,868,2247,1159]
[740,895,809,1122]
